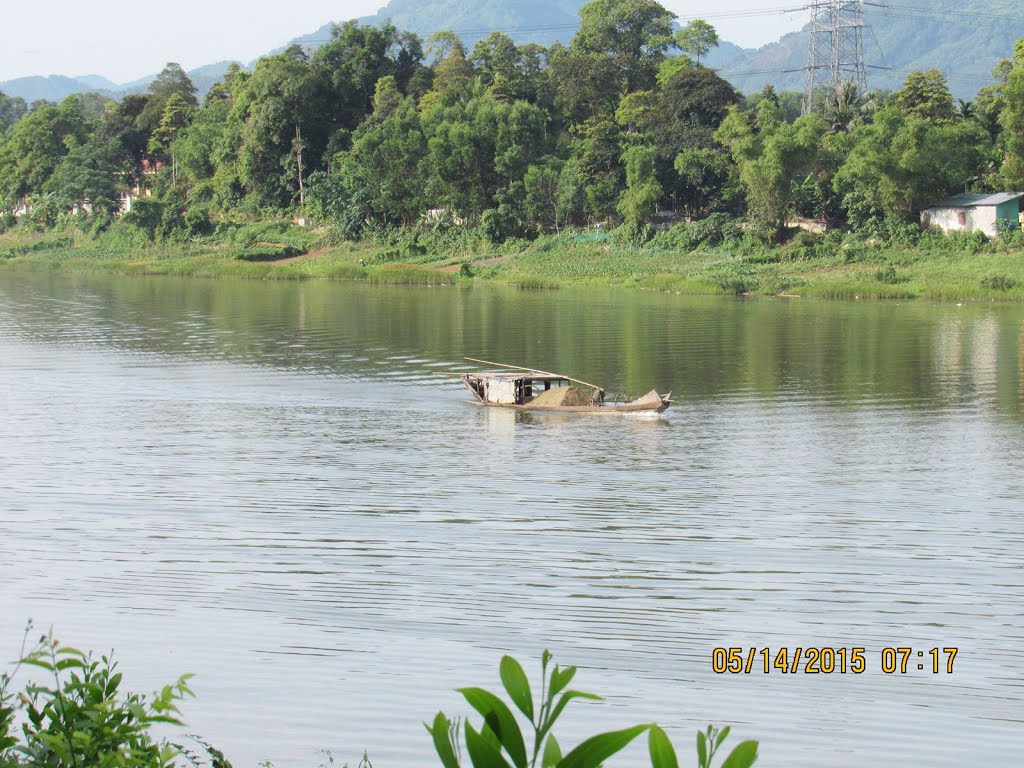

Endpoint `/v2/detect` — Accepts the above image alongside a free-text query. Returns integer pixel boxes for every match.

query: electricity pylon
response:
[803,0,868,114]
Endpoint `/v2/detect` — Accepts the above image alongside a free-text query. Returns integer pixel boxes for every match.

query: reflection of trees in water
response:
[3,272,1023,418]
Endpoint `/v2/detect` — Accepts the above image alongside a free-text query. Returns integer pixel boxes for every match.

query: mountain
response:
[75,75,122,91]
[0,75,116,102]
[0,63,235,104]
[296,0,1016,98]
[3,0,1019,105]
[296,0,585,51]
[709,1,1020,98]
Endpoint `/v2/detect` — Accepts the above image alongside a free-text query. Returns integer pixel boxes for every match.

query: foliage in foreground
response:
[1,629,758,768]
[427,651,757,768]
[0,624,226,768]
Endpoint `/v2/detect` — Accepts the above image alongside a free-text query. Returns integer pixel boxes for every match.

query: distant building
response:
[921,192,1024,237]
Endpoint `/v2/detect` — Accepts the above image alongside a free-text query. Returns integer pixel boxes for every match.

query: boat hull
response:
[469,388,670,414]
[459,370,671,413]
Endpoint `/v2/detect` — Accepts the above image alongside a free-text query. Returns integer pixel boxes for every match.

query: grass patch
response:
[4,224,1024,301]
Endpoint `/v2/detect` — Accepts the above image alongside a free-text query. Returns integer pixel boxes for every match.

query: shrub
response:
[920,228,989,255]
[874,265,907,284]
[613,222,654,248]
[998,227,1024,248]
[184,206,213,238]
[647,222,696,251]
[709,261,758,294]
[481,209,508,244]
[690,213,743,247]
[0,623,224,768]
[122,199,165,240]
[980,275,1018,291]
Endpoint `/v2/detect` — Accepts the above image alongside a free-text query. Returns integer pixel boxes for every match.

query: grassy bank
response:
[3,222,1024,301]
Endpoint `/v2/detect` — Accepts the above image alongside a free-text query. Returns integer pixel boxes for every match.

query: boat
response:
[460,358,672,414]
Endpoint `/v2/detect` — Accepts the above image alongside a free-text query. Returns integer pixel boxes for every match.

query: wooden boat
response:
[460,358,671,414]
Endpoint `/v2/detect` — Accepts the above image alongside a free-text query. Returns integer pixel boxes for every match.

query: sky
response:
[0,0,808,84]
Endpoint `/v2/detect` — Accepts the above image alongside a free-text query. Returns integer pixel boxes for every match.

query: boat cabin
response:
[463,372,604,407]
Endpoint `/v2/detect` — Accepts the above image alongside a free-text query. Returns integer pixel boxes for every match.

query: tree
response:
[675,19,719,65]
[571,0,677,94]
[230,47,323,207]
[0,97,88,199]
[341,96,427,225]
[822,81,866,133]
[652,67,738,210]
[674,147,732,217]
[574,116,626,219]
[654,66,738,153]
[471,34,551,105]
[549,47,622,123]
[147,93,195,183]
[999,38,1024,188]
[422,100,485,218]
[205,62,246,105]
[312,21,423,134]
[171,84,235,191]
[370,76,403,122]
[47,136,130,214]
[615,90,657,139]
[427,32,475,99]
[617,143,663,226]
[0,90,27,133]
[891,69,956,123]
[136,63,198,137]
[524,160,564,232]
[101,93,150,180]
[715,99,828,237]
[472,32,521,95]
[833,106,989,229]
[556,156,587,226]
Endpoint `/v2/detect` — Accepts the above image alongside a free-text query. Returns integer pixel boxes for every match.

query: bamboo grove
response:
[2,0,1024,245]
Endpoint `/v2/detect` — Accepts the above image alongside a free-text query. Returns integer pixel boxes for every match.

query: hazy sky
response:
[0,1,808,83]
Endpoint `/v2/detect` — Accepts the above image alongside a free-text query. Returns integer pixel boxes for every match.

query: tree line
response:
[2,0,1024,244]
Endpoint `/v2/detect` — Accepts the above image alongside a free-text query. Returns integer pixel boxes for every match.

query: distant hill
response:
[0,63,236,104]
[3,0,1019,106]
[296,0,585,51]
[299,0,1018,98]
[0,74,119,102]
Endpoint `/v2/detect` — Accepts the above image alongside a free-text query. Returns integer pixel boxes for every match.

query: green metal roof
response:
[927,192,1024,208]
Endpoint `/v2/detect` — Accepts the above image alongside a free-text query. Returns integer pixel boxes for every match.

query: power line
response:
[719,63,997,87]
[863,1,1024,25]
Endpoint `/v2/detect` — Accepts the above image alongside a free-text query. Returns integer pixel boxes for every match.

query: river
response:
[1,271,1022,767]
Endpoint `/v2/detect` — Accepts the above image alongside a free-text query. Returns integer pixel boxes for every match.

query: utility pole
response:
[803,0,868,114]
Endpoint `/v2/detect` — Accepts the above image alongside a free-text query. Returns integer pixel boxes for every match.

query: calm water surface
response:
[1,272,1022,767]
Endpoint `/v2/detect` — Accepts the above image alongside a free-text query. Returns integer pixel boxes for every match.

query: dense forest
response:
[1,0,1024,248]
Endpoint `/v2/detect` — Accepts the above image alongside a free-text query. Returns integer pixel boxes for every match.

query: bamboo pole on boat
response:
[463,357,604,392]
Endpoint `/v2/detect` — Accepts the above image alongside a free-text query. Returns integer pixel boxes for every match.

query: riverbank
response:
[3,225,1024,301]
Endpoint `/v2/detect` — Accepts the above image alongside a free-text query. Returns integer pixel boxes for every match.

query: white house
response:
[921,192,1024,237]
